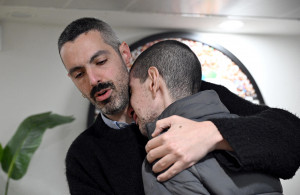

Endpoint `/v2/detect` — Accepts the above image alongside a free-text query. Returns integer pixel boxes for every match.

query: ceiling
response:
[0,0,300,35]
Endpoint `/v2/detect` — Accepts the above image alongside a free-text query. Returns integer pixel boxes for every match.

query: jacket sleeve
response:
[201,81,300,179]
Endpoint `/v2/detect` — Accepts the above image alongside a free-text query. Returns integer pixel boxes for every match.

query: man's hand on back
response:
[145,115,232,182]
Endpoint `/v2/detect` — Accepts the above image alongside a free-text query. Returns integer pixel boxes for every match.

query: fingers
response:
[146,137,169,163]
[145,135,162,154]
[147,116,180,154]
[145,117,222,182]
[156,161,188,182]
[146,146,166,164]
[152,154,175,174]
[152,116,177,137]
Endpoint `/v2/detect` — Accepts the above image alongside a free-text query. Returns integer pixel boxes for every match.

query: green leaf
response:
[1,112,74,180]
[0,143,3,162]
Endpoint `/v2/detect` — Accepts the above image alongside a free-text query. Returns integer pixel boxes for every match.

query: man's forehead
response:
[61,33,112,67]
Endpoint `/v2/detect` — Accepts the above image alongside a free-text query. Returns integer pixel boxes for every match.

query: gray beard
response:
[96,87,129,116]
[100,96,128,115]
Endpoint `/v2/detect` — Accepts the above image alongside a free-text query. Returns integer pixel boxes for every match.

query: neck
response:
[161,88,175,110]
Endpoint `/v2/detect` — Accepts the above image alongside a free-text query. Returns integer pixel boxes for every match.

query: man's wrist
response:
[216,139,233,151]
[207,121,233,151]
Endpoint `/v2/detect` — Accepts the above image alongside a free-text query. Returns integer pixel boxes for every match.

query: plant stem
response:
[5,153,17,195]
[5,177,10,195]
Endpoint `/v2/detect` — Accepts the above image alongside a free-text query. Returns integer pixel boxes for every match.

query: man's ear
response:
[147,67,160,97]
[119,42,132,69]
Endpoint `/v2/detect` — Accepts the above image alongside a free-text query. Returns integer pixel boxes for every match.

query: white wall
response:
[0,21,299,195]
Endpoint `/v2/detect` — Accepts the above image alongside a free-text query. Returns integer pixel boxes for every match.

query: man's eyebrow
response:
[68,50,110,75]
[89,50,109,64]
[68,66,83,76]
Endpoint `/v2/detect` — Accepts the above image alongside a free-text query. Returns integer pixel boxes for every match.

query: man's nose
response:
[86,67,100,86]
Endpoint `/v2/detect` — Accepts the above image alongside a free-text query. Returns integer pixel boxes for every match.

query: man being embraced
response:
[129,40,283,195]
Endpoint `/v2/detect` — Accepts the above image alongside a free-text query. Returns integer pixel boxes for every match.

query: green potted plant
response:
[0,112,75,195]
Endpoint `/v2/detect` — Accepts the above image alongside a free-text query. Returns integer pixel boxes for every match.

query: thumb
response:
[152,116,174,137]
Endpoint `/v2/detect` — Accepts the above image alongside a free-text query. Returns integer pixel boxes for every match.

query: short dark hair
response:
[130,40,202,100]
[58,17,121,53]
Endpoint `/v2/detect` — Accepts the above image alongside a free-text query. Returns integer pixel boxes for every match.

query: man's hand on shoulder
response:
[145,115,232,182]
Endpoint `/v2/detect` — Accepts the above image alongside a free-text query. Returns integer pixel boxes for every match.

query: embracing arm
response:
[147,81,300,181]
[204,81,300,179]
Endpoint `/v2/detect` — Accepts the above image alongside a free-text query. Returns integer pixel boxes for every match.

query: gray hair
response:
[58,17,121,53]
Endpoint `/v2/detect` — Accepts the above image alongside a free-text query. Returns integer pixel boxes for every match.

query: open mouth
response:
[97,90,108,96]
[95,89,112,102]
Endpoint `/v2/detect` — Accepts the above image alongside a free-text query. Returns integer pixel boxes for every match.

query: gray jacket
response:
[143,90,282,195]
